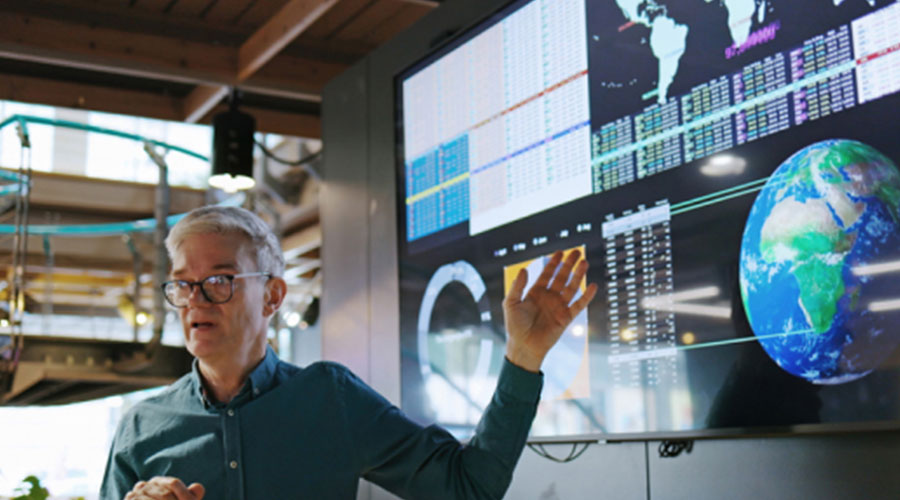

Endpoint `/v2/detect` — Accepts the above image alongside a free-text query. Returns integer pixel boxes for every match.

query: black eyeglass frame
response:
[161,272,272,308]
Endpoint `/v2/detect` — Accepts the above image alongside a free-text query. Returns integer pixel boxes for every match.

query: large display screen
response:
[396,0,900,440]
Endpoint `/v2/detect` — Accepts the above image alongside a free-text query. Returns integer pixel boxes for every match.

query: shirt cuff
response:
[497,357,543,405]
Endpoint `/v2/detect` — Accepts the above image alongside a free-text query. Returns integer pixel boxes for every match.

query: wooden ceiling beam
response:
[206,103,321,138]
[0,72,182,122]
[0,11,344,103]
[239,0,341,82]
[183,0,341,124]
[0,0,248,46]
[0,11,234,85]
[249,53,346,96]
[183,85,231,124]
[0,71,318,137]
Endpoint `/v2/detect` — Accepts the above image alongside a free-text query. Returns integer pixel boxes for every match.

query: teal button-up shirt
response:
[100,347,542,499]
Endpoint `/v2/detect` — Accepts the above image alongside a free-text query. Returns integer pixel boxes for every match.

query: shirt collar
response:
[247,344,279,396]
[191,345,280,409]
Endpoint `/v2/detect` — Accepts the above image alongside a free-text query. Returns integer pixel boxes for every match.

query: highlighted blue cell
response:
[408,150,440,196]
[440,135,469,180]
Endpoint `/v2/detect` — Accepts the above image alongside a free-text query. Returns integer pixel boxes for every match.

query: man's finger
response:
[504,268,528,308]
[137,477,196,500]
[568,282,598,316]
[533,250,563,289]
[549,250,581,293]
[561,260,589,304]
[163,478,199,500]
[187,483,205,500]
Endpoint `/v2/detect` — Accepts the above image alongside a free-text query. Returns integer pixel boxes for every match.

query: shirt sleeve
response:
[343,358,542,500]
[99,416,140,500]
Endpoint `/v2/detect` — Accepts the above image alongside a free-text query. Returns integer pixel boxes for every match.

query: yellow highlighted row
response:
[406,172,470,204]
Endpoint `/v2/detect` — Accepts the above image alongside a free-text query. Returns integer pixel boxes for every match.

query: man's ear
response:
[262,277,287,316]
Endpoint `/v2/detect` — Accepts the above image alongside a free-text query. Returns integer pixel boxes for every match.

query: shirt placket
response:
[222,407,245,500]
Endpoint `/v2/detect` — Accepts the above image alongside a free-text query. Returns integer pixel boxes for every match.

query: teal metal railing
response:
[0,113,220,236]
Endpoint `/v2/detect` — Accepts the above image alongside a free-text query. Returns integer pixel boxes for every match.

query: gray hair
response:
[165,206,285,277]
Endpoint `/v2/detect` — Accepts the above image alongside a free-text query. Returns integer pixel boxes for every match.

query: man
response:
[100,206,596,500]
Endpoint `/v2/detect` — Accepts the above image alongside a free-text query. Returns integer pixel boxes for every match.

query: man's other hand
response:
[503,249,598,373]
[124,477,205,500]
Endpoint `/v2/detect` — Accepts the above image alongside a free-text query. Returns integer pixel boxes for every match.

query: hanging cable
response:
[124,234,143,342]
[10,120,33,370]
[41,235,53,334]
[527,441,594,463]
[254,138,322,181]
[658,439,693,458]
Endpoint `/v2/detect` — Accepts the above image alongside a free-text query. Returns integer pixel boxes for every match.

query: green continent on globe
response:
[875,179,900,222]
[741,138,900,384]
[760,197,851,335]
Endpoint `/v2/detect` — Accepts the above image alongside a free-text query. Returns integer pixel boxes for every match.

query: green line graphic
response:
[669,171,798,216]
[670,177,769,211]
[678,329,814,352]
[670,186,764,216]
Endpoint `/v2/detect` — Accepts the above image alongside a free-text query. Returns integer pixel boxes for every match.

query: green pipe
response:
[0,113,229,236]
[0,170,22,182]
[0,193,244,236]
[0,184,25,197]
[0,115,16,131]
[0,114,209,162]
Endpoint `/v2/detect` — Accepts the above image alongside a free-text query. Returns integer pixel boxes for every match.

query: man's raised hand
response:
[503,249,598,373]
[124,477,205,500]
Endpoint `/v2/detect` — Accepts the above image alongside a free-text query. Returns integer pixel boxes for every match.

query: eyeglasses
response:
[161,272,271,308]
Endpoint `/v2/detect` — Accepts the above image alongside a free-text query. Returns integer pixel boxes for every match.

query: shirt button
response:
[230,460,238,469]
[227,409,235,417]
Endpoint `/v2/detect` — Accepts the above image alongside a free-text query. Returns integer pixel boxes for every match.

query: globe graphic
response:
[739,139,900,384]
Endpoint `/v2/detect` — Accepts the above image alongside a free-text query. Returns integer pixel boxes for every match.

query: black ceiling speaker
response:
[210,91,256,193]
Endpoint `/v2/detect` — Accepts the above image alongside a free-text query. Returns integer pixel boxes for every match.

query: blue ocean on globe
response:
[739,139,900,384]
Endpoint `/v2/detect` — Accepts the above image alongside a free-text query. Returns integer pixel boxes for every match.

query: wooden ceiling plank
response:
[303,0,375,39]
[184,0,341,122]
[0,72,182,122]
[237,0,341,82]
[132,0,176,14]
[333,0,404,41]
[285,36,373,63]
[165,0,213,17]
[0,11,339,102]
[1,0,248,43]
[0,11,236,85]
[239,82,321,103]
[249,53,347,95]
[235,0,289,29]
[363,2,433,45]
[203,0,258,24]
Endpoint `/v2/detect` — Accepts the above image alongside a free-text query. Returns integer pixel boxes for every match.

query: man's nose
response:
[185,284,210,306]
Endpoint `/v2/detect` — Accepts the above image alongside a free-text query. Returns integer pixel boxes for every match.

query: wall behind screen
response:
[320,0,900,498]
